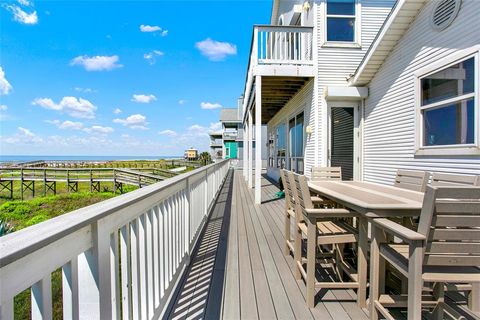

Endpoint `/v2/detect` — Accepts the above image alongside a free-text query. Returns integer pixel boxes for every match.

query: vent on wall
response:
[431,0,462,31]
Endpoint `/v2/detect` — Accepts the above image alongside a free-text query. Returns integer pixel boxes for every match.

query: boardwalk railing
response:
[0,159,230,319]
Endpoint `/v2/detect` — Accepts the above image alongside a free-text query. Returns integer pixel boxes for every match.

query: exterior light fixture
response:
[305,125,313,135]
[303,1,310,11]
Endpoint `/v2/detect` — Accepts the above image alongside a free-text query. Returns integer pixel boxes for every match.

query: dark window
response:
[327,0,355,42]
[420,56,476,147]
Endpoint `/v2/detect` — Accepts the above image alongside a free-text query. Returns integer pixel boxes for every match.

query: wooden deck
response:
[166,170,370,320]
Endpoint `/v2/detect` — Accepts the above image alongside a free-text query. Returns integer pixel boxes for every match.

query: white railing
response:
[255,25,313,65]
[223,131,238,140]
[242,25,314,118]
[0,159,230,320]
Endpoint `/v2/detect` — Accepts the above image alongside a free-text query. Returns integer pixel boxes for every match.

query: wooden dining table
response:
[308,180,425,308]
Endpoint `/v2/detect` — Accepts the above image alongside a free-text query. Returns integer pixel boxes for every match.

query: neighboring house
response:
[350,0,480,185]
[241,0,396,203]
[184,148,198,160]
[211,104,269,167]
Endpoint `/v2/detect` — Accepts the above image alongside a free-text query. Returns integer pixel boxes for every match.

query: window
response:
[326,0,356,42]
[419,56,477,149]
[288,112,304,173]
[276,124,286,169]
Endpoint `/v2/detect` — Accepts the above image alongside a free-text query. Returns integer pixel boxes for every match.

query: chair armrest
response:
[372,218,425,242]
[304,208,358,218]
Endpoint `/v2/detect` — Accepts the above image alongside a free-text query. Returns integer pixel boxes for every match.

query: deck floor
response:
[166,169,474,320]
[167,170,369,320]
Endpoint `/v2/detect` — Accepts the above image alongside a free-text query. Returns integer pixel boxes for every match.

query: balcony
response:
[210,140,223,148]
[242,25,315,124]
[222,131,238,140]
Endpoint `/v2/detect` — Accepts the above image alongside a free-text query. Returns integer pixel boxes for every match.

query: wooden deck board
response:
[167,170,369,320]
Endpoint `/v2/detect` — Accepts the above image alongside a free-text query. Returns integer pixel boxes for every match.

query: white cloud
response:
[131,94,157,104]
[46,119,84,130]
[17,0,31,6]
[159,129,177,137]
[3,127,42,144]
[113,108,122,114]
[3,3,38,25]
[140,24,161,32]
[74,87,96,93]
[195,38,237,61]
[70,55,122,71]
[140,24,168,36]
[0,105,7,111]
[143,50,164,65]
[200,102,223,110]
[84,125,114,134]
[113,114,148,130]
[33,96,97,119]
[0,67,13,95]
[178,99,186,105]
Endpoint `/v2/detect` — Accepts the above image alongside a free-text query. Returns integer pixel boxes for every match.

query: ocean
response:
[0,155,181,163]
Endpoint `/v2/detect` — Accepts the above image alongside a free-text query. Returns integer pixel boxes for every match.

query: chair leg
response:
[407,241,424,320]
[334,244,345,281]
[306,217,317,308]
[432,282,444,320]
[285,211,291,255]
[469,282,480,314]
[369,224,381,320]
[294,223,302,280]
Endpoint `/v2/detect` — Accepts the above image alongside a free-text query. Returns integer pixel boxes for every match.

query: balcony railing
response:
[255,25,313,65]
[242,25,314,118]
[0,160,230,319]
[223,131,238,140]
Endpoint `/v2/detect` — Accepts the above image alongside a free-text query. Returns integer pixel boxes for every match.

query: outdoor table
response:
[308,180,424,308]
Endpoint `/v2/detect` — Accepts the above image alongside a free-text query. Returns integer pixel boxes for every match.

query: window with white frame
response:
[326,0,357,42]
[418,55,477,149]
[276,123,287,169]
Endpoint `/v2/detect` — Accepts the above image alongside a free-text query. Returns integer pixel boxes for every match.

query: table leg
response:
[357,216,368,308]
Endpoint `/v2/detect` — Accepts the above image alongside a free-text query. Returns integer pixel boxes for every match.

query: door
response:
[224,141,238,159]
[329,105,358,180]
[288,112,304,174]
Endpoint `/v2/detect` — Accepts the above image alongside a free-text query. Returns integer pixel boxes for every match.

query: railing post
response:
[31,274,52,320]
[253,26,258,66]
[62,258,79,320]
[185,177,191,262]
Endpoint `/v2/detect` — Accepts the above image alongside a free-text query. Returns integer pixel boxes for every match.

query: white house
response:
[241,0,396,203]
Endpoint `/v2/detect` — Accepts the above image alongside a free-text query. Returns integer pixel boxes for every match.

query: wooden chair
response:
[281,169,324,256]
[394,169,429,192]
[292,173,359,307]
[431,172,480,187]
[370,186,480,320]
[311,166,342,182]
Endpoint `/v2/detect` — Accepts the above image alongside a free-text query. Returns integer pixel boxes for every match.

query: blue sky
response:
[0,0,271,156]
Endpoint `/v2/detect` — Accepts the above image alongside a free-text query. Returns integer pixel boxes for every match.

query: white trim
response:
[414,47,479,155]
[323,0,362,46]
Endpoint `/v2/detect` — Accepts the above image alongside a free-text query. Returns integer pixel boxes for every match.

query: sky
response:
[0,0,271,156]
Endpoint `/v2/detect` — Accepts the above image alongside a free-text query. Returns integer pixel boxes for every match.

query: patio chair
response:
[281,169,324,256]
[370,186,480,320]
[311,166,342,182]
[292,172,359,307]
[431,172,480,187]
[394,169,429,192]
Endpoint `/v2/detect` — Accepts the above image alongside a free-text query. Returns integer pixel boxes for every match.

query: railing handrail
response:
[254,24,314,30]
[0,159,228,268]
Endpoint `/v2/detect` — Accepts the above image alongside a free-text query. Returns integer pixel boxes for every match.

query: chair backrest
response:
[311,167,342,181]
[431,172,480,187]
[394,169,429,192]
[417,186,480,267]
[280,169,294,210]
[292,173,314,212]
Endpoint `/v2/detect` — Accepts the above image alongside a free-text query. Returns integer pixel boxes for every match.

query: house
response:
[211,102,269,167]
[241,0,397,203]
[350,0,480,185]
[184,147,198,160]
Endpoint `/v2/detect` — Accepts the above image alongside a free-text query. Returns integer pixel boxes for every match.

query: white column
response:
[243,121,248,179]
[248,110,253,189]
[255,76,262,204]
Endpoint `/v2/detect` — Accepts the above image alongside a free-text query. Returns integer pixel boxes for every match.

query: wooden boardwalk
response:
[166,170,370,320]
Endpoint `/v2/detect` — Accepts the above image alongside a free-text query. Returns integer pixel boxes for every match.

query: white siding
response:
[314,0,394,168]
[363,0,480,185]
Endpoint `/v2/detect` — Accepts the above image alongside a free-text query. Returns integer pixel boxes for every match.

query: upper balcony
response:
[223,131,238,141]
[242,25,315,123]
